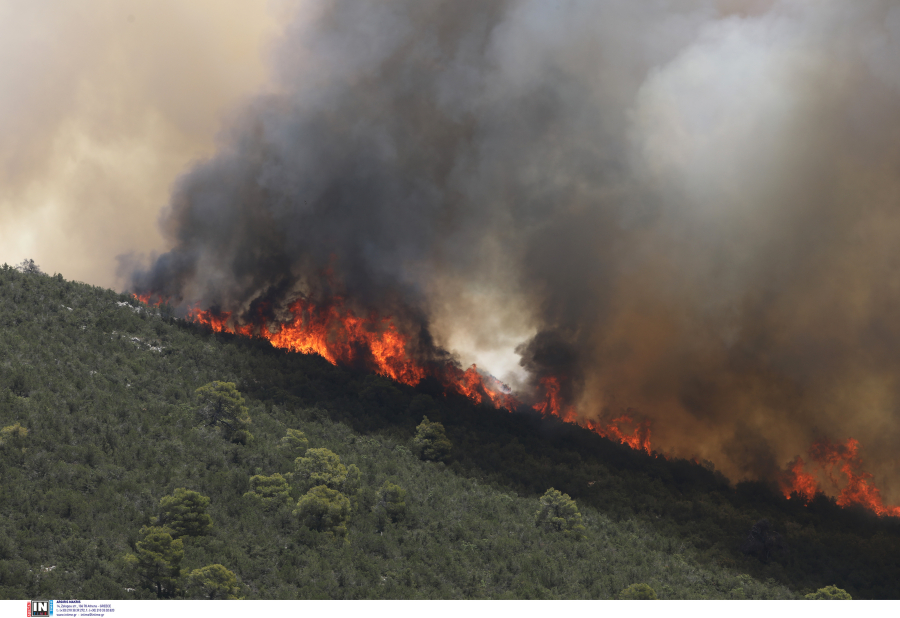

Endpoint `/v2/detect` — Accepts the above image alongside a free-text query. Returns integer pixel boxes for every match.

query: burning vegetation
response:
[135,291,654,455]
[779,438,900,518]
[127,1,900,523]
[136,291,898,520]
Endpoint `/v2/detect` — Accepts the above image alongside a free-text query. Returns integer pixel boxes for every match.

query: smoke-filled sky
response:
[0,0,279,285]
[8,0,900,499]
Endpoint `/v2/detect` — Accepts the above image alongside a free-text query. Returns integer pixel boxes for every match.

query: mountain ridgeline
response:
[0,265,898,599]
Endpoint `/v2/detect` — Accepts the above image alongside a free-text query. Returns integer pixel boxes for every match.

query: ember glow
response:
[136,293,655,453]
[530,376,653,454]
[182,296,524,410]
[134,293,900,518]
[780,439,900,518]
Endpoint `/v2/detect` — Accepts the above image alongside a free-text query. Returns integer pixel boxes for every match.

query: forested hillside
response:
[0,265,898,599]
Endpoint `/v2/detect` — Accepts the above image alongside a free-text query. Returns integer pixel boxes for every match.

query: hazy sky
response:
[0,0,279,286]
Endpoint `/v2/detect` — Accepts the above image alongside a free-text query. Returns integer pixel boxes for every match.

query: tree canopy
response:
[374,480,407,529]
[195,381,252,443]
[157,488,213,538]
[295,447,348,490]
[279,428,309,454]
[805,585,852,600]
[126,526,184,597]
[244,473,291,510]
[186,564,244,600]
[620,583,658,600]
[412,416,452,462]
[535,488,585,538]
[294,485,352,539]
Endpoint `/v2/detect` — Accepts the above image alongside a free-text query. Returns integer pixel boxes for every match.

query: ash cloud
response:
[132,0,900,499]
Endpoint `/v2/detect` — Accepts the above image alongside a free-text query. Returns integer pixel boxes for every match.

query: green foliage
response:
[535,488,585,538]
[157,488,213,538]
[126,526,184,597]
[279,428,309,454]
[805,585,852,600]
[620,583,658,599]
[294,485,351,539]
[195,381,252,442]
[0,269,897,600]
[244,473,291,510]
[294,447,348,490]
[412,416,452,462]
[374,480,407,528]
[186,564,244,600]
[343,464,361,496]
[0,422,28,449]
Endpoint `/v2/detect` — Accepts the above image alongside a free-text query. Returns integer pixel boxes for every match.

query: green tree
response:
[805,585,852,600]
[279,428,309,454]
[342,464,361,497]
[412,416,452,462]
[243,473,291,510]
[294,485,351,539]
[535,488,585,538]
[124,526,184,597]
[374,480,407,529]
[195,381,252,443]
[620,583,658,599]
[294,448,348,490]
[157,488,213,538]
[0,422,28,449]
[186,564,244,599]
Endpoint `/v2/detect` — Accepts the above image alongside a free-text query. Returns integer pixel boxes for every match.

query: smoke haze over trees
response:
[127,0,900,499]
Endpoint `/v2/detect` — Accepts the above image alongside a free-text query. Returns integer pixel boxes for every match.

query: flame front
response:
[168,294,652,453]
[780,438,900,517]
[532,376,653,454]
[134,293,897,517]
[184,296,521,411]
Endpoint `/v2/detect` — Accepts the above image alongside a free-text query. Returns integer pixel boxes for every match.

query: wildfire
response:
[135,292,654,453]
[779,438,900,518]
[531,376,653,454]
[181,296,520,410]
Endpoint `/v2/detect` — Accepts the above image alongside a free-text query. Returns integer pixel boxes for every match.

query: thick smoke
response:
[131,0,900,500]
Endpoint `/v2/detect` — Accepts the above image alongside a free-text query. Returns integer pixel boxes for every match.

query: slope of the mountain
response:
[0,265,897,599]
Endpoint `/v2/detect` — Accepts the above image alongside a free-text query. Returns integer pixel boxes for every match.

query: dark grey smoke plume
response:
[131,0,900,499]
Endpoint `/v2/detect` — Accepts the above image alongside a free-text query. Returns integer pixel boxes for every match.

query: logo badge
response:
[27,600,53,617]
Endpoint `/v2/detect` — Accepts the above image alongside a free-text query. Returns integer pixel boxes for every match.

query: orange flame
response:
[532,376,653,453]
[780,456,818,503]
[780,438,900,518]
[189,297,427,386]
[179,296,518,411]
[133,293,899,517]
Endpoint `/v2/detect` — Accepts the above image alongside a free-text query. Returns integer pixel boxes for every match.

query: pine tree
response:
[157,488,213,538]
[194,381,252,443]
[412,416,452,462]
[244,473,291,510]
[125,526,184,597]
[534,488,585,538]
[186,564,244,599]
[374,480,407,529]
[294,448,348,490]
[294,485,351,539]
